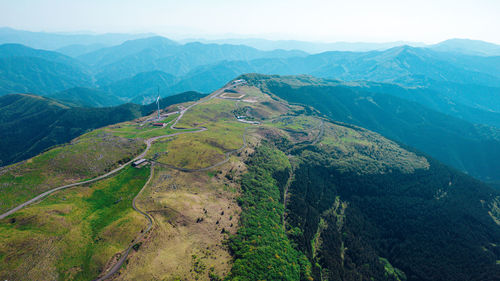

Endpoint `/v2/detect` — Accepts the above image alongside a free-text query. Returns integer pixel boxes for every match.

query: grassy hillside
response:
[0,94,142,166]
[0,166,150,280]
[0,129,145,214]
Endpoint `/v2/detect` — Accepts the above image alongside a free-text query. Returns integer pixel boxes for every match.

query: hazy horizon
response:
[1,0,499,44]
[1,25,498,48]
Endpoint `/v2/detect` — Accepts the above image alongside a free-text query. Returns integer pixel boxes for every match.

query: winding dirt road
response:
[0,82,240,220]
[95,81,253,279]
[94,165,156,281]
[95,82,246,280]
[0,127,206,221]
[0,81,247,281]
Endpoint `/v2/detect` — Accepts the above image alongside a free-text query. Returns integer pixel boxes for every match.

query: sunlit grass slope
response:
[0,165,150,281]
[0,132,144,213]
[150,97,250,169]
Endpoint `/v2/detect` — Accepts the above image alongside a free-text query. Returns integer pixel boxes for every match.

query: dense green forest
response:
[228,145,312,280]
[285,145,500,280]
[231,135,500,280]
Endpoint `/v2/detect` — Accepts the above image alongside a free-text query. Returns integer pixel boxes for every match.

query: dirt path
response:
[0,128,205,220]
[94,82,246,280]
[0,82,240,220]
[96,125,248,280]
[94,164,156,281]
[0,82,245,281]
[282,169,293,230]
[311,119,325,145]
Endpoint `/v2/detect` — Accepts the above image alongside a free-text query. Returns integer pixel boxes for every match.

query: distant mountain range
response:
[0,27,154,50]
[430,38,500,56]
[184,38,500,56]
[0,34,499,127]
[181,38,427,53]
[79,36,307,85]
[1,28,499,104]
[0,34,308,103]
[0,34,498,125]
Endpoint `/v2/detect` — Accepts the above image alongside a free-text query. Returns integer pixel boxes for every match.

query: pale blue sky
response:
[1,0,499,44]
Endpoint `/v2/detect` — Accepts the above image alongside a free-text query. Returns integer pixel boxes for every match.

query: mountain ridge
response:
[0,26,155,50]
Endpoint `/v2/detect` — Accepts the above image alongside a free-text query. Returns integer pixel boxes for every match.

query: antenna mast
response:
[156,86,160,120]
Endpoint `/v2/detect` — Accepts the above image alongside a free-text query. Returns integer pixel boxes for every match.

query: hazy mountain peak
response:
[121,35,178,47]
[0,43,51,56]
[431,38,500,56]
[384,45,418,54]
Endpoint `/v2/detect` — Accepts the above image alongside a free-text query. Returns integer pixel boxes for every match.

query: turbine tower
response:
[156,86,160,120]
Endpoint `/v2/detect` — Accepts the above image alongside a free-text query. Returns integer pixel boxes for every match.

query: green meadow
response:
[0,166,150,281]
[0,133,144,214]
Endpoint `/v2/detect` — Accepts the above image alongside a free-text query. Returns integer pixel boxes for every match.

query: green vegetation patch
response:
[0,133,144,213]
[379,257,407,281]
[0,166,150,281]
[176,98,236,128]
[148,122,246,169]
[228,145,312,280]
[103,117,188,139]
[159,113,179,124]
[316,122,429,174]
[268,115,320,132]
[147,95,248,169]
[151,134,226,169]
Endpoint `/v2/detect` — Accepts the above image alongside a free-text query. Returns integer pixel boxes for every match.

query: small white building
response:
[132,159,147,167]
